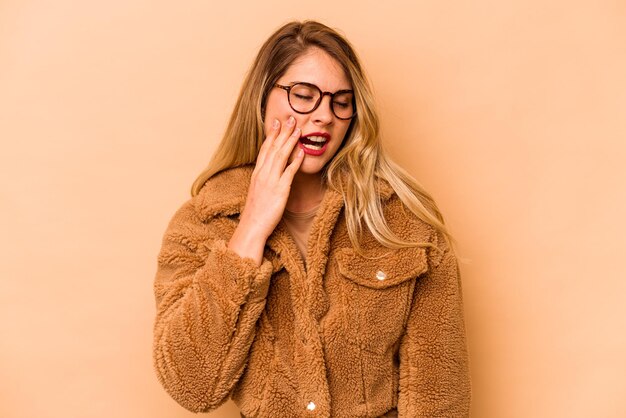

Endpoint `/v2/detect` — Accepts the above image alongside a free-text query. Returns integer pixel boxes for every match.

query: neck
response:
[286,170,326,212]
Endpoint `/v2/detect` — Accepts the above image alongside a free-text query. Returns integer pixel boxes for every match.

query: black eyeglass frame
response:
[273,82,357,120]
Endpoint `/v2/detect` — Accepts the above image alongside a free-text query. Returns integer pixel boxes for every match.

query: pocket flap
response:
[335,245,429,289]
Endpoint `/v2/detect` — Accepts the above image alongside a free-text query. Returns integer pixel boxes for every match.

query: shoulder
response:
[161,165,253,246]
[192,164,255,222]
[196,164,255,198]
[380,189,449,269]
[381,191,434,239]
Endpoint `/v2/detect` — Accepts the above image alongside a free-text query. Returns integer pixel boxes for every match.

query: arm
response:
[397,234,472,417]
[152,199,274,413]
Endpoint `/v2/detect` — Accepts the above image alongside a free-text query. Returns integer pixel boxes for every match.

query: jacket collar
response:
[194,163,396,222]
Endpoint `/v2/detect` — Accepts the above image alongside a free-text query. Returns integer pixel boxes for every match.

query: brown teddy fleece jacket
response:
[152,164,471,417]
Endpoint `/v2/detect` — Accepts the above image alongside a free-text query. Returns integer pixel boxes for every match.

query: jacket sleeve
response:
[397,233,472,417]
[152,198,274,413]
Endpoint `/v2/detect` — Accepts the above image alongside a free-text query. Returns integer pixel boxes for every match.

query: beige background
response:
[1,0,625,417]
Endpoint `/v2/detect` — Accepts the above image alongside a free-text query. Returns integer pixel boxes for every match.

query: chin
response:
[297,160,326,174]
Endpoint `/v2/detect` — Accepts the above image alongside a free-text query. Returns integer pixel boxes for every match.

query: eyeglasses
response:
[273,82,357,120]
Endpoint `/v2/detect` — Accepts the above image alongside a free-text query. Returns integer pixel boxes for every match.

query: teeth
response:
[303,143,324,150]
[305,136,327,143]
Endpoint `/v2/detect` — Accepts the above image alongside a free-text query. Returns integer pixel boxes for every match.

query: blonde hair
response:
[191,20,456,256]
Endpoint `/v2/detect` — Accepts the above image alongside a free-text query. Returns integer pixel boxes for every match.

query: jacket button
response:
[376,270,387,281]
[306,401,316,411]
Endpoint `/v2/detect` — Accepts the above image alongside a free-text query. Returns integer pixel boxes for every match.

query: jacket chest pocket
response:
[334,245,429,355]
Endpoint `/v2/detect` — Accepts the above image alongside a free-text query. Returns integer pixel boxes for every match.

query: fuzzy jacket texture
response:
[152,164,472,417]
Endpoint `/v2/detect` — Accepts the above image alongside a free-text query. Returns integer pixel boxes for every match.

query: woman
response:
[152,20,471,417]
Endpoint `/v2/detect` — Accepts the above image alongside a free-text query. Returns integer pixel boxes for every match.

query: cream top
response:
[282,202,322,269]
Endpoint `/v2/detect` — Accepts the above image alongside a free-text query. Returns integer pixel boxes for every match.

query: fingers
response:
[281,142,305,184]
[256,116,300,179]
[256,118,281,169]
[273,115,297,149]
[269,125,301,178]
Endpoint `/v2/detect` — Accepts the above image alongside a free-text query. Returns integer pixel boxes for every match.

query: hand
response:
[239,115,305,239]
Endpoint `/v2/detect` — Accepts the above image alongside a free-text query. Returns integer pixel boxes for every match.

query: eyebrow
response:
[289,80,353,91]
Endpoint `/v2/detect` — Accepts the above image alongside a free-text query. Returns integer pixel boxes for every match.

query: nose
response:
[311,94,334,125]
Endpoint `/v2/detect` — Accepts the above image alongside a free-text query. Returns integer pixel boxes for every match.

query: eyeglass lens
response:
[289,83,355,119]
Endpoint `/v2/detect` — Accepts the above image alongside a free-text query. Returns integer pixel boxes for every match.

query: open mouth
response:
[299,135,328,150]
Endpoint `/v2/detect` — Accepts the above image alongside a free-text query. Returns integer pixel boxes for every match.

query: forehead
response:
[279,48,351,91]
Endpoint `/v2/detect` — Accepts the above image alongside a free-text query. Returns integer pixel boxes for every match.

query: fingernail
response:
[293,128,301,136]
[288,116,295,125]
[273,119,279,128]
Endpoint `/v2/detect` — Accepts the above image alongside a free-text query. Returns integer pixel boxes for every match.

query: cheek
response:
[263,93,293,129]
[331,123,352,153]
[335,122,352,144]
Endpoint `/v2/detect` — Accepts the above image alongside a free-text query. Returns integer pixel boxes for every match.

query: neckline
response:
[283,202,322,219]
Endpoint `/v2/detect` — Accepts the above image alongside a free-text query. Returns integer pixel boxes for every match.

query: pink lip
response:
[300,132,331,142]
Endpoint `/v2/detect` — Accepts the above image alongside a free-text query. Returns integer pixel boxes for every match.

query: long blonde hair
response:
[191,20,456,256]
